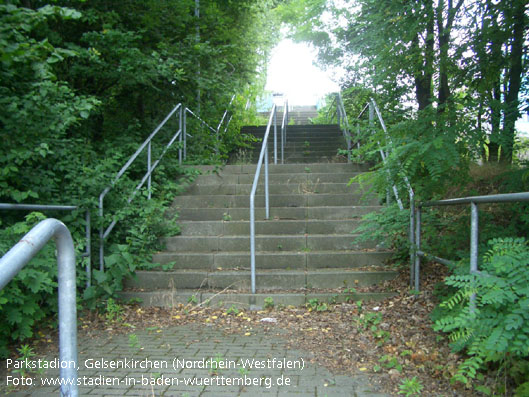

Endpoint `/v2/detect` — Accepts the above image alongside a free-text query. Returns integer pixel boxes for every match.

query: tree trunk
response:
[436,0,464,113]
[501,0,526,163]
[414,0,434,111]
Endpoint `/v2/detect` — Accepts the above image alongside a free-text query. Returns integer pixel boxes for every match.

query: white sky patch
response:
[265,39,340,106]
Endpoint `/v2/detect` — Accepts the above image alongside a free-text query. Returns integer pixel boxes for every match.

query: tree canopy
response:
[280,0,528,165]
[0,0,281,357]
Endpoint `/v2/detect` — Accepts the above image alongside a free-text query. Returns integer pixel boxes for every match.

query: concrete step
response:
[151,250,392,270]
[192,163,369,174]
[242,147,345,157]
[242,124,340,133]
[161,234,378,253]
[190,172,361,185]
[174,205,382,221]
[185,182,367,195]
[252,152,349,163]
[172,193,379,208]
[282,151,346,158]
[282,146,346,153]
[177,219,364,236]
[128,123,393,307]
[282,155,347,164]
[246,128,342,135]
[125,269,397,290]
[252,139,347,147]
[118,290,395,308]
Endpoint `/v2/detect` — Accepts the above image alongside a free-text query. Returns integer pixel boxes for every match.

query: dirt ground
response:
[3,261,501,396]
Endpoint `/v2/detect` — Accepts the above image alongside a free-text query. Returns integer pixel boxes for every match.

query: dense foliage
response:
[434,238,529,394]
[0,0,280,356]
[279,0,529,391]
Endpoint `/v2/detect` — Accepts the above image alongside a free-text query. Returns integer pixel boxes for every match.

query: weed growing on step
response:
[128,333,140,350]
[233,148,253,165]
[12,345,46,378]
[398,376,423,396]
[306,298,329,312]
[105,298,124,324]
[356,311,382,330]
[343,287,357,302]
[209,353,224,376]
[379,354,403,372]
[356,300,364,314]
[263,297,274,310]
[373,328,391,346]
[222,212,232,221]
[226,305,239,315]
[187,294,198,305]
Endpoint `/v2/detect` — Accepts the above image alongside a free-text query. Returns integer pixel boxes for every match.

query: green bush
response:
[434,237,529,389]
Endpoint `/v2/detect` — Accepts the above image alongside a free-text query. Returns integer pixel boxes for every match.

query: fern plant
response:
[434,237,529,388]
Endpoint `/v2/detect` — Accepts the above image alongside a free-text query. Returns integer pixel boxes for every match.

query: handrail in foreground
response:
[0,204,91,287]
[249,101,288,294]
[413,192,529,292]
[0,218,78,397]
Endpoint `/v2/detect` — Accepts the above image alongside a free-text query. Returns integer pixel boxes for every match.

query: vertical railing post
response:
[336,98,341,125]
[56,223,78,397]
[147,141,152,200]
[250,195,256,294]
[178,106,183,165]
[216,124,219,156]
[98,193,105,272]
[85,210,91,288]
[414,207,421,291]
[285,101,290,145]
[183,107,187,160]
[409,196,415,288]
[347,130,352,163]
[470,202,479,310]
[273,107,277,164]
[265,140,270,219]
[356,123,360,150]
[281,123,284,165]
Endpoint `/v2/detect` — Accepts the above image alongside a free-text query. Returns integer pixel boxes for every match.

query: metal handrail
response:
[0,204,91,287]
[280,100,289,164]
[99,96,239,270]
[0,218,78,396]
[335,93,353,163]
[184,95,236,156]
[249,104,278,294]
[351,96,417,286]
[216,94,236,137]
[413,192,529,292]
[99,103,183,270]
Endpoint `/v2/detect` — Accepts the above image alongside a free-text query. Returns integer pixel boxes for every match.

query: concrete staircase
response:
[239,124,348,164]
[121,123,397,308]
[259,105,319,125]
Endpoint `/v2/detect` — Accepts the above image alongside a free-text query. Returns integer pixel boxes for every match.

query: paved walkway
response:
[4,324,390,396]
